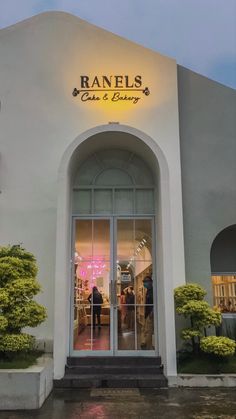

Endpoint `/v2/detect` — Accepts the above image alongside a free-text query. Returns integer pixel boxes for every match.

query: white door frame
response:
[70,216,157,357]
[113,216,157,357]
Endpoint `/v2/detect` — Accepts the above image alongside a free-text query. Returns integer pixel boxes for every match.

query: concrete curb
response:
[168,374,236,387]
[0,355,53,410]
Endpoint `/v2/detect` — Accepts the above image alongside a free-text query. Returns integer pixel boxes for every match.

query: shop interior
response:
[212,275,236,313]
[72,219,155,352]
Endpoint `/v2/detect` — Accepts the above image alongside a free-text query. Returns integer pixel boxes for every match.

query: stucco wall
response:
[0,12,185,352]
[178,66,236,301]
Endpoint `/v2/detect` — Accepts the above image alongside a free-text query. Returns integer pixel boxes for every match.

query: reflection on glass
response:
[74,219,111,351]
[89,302,110,351]
[117,263,135,350]
[94,189,112,214]
[134,219,152,261]
[115,189,134,214]
[136,305,154,350]
[73,218,155,353]
[116,219,154,351]
[118,304,135,350]
[135,189,154,214]
[93,219,110,260]
[72,190,91,214]
[117,219,134,262]
[75,220,92,261]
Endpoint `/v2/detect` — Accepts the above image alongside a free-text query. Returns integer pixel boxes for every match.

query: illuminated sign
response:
[121,272,132,283]
[72,75,150,105]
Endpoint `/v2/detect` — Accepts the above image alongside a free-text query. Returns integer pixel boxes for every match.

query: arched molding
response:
[53,123,182,381]
[58,124,169,184]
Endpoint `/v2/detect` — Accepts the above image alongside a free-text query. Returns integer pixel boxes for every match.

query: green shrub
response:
[0,316,8,332]
[0,289,9,307]
[200,336,236,357]
[0,244,36,261]
[6,278,41,302]
[174,283,206,308]
[0,256,37,285]
[181,328,202,340]
[0,245,47,355]
[7,301,47,329]
[0,333,35,352]
[174,283,222,354]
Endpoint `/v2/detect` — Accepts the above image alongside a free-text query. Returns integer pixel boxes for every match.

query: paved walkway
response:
[1,388,236,418]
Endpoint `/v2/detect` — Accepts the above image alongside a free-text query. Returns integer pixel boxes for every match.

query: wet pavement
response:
[1,387,236,418]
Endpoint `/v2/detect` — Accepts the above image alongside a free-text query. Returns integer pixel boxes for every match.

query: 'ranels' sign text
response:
[72,75,150,105]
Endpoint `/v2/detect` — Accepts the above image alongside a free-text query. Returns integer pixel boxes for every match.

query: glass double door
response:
[72,217,156,355]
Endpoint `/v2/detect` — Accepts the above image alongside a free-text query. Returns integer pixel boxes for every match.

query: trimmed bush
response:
[181,328,202,340]
[174,283,206,308]
[0,316,8,332]
[0,333,35,352]
[174,283,222,354]
[0,245,47,355]
[200,336,236,357]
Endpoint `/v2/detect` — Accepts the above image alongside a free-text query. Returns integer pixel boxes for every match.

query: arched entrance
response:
[53,124,182,379]
[71,149,157,355]
[211,224,236,313]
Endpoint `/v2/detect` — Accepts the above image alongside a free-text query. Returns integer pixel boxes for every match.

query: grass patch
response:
[178,353,236,374]
[0,350,43,369]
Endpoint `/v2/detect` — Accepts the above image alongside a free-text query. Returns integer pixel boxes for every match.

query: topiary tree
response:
[200,336,236,358]
[0,245,47,357]
[174,283,222,354]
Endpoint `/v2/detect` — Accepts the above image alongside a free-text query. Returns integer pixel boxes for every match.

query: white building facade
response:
[0,12,235,382]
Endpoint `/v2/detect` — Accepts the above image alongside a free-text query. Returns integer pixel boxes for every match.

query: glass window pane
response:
[73,190,91,214]
[132,262,152,299]
[94,189,112,214]
[73,304,92,351]
[75,220,92,261]
[134,219,152,261]
[212,275,236,313]
[96,168,132,185]
[117,219,134,263]
[91,308,110,350]
[129,155,154,185]
[117,264,135,350]
[118,301,135,350]
[135,189,154,214]
[115,189,134,214]
[93,219,110,261]
[73,258,111,351]
[136,305,154,350]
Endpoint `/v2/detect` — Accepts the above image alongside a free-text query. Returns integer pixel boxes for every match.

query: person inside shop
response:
[120,289,128,330]
[141,275,154,349]
[125,286,135,330]
[88,286,103,329]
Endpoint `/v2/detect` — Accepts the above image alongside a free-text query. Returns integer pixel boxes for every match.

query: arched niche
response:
[211,224,236,313]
